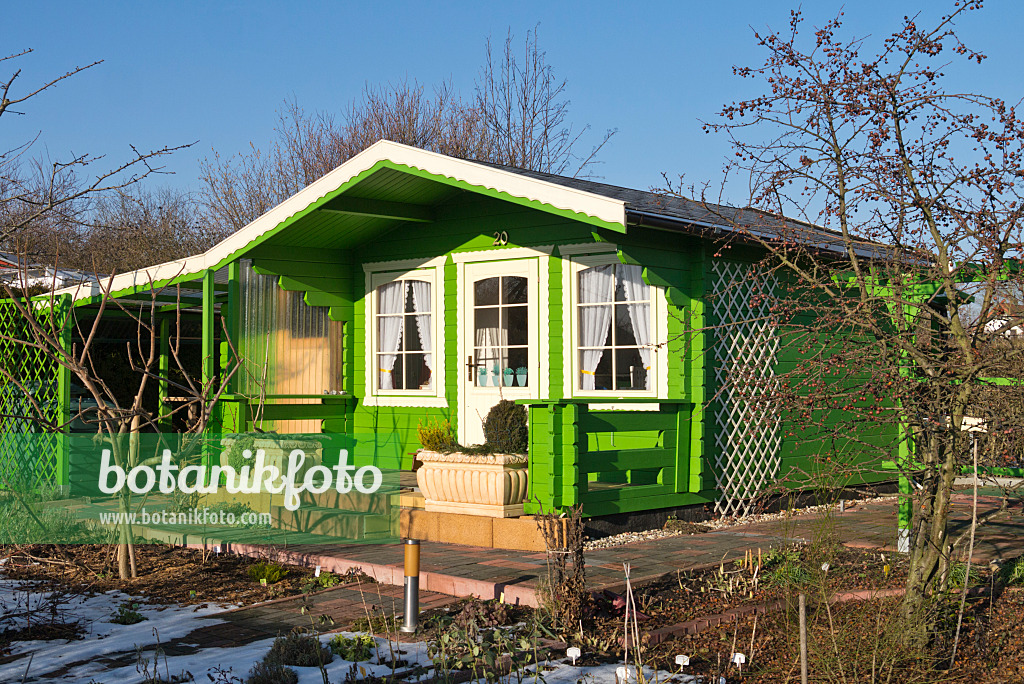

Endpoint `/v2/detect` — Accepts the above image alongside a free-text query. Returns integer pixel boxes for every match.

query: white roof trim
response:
[56,140,627,302]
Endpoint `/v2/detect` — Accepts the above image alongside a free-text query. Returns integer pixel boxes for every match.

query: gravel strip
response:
[583,495,899,550]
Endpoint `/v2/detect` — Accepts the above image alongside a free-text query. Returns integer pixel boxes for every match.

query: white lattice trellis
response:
[709,260,782,517]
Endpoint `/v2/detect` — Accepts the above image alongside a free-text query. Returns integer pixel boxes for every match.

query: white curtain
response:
[620,264,652,389]
[377,281,405,390]
[475,316,507,379]
[578,265,614,390]
[410,280,433,382]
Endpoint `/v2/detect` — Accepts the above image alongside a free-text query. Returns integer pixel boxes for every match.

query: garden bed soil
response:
[589,545,910,632]
[0,543,372,606]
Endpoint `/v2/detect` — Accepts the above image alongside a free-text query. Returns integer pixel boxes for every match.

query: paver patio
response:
[211,491,1024,607]
[54,489,1024,608]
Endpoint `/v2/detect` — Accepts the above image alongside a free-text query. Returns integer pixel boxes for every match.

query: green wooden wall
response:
[227,188,895,512]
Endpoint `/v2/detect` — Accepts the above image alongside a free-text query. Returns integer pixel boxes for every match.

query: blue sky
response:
[5,1,1023,205]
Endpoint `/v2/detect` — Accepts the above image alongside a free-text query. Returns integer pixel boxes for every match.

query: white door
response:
[460,259,540,445]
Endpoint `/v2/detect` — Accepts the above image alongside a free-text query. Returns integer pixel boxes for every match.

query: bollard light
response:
[400,539,420,633]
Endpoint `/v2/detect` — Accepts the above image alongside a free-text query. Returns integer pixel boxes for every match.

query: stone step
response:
[271,505,397,540]
[296,488,393,514]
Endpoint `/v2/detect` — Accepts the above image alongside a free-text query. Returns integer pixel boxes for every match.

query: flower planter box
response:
[415,450,529,518]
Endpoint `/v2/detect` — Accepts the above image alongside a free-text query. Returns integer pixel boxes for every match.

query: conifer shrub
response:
[482,400,528,454]
[416,417,458,452]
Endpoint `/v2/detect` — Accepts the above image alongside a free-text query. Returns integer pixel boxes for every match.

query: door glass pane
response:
[472,272,530,389]
[504,276,528,304]
[474,308,500,339]
[507,348,528,387]
[475,277,500,306]
[504,306,528,346]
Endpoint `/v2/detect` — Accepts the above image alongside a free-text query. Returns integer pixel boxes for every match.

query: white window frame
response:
[363,257,447,407]
[562,249,668,400]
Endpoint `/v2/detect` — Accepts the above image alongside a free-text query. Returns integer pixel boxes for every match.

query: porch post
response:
[55,295,72,491]
[201,269,215,399]
[561,403,582,508]
[201,269,216,466]
[220,260,243,433]
[157,317,171,432]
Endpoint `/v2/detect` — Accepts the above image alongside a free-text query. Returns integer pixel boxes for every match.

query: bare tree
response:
[475,26,614,177]
[78,186,226,274]
[200,28,615,234]
[1,49,192,245]
[695,1,1024,638]
[199,84,484,232]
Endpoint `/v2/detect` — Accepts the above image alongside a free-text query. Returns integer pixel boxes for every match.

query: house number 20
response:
[492,231,509,246]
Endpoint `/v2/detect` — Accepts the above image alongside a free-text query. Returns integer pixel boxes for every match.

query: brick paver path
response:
[165,581,457,654]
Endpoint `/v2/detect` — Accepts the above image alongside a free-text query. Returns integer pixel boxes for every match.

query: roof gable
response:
[57,141,628,302]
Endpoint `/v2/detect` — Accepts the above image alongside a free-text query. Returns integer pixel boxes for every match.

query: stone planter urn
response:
[415,450,529,518]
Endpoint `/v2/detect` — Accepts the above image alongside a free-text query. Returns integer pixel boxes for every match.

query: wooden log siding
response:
[520,400,711,517]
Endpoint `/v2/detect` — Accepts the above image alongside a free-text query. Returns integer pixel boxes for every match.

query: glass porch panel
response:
[237,260,343,432]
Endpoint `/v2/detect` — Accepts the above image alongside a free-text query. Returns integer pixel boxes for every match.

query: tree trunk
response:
[115,489,137,579]
[901,435,957,635]
[117,542,130,580]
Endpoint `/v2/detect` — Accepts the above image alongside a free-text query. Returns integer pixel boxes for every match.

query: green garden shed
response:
[1,141,894,522]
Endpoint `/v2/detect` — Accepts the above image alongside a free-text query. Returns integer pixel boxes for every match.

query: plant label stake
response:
[732,652,746,675]
[314,565,321,577]
[799,593,808,684]
[567,646,581,665]
[675,654,690,670]
[213,545,220,555]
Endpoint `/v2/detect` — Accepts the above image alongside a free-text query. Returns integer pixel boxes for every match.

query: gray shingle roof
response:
[481,163,888,258]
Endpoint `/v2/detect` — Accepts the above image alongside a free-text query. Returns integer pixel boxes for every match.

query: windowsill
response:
[361,395,449,408]
[570,392,658,400]
[221,393,349,401]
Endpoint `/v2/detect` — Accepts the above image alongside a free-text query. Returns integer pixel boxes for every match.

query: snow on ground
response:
[1,579,694,684]
[85,633,693,684]
[0,579,232,682]
[114,634,435,684]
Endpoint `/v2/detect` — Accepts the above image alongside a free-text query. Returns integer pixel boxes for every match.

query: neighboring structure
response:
[0,251,95,292]
[0,141,895,518]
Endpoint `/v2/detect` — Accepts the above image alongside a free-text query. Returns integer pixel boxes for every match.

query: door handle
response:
[467,355,474,381]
